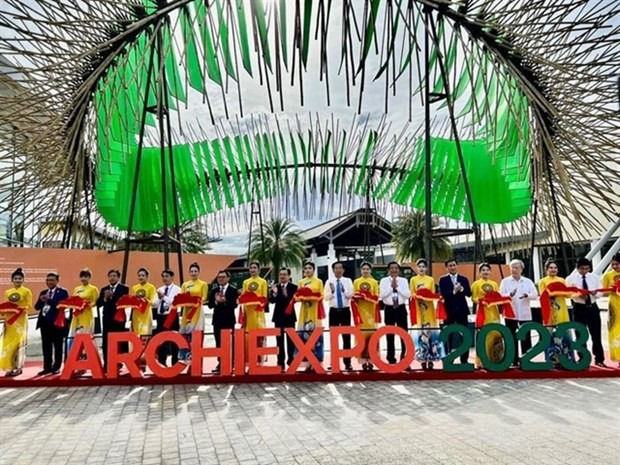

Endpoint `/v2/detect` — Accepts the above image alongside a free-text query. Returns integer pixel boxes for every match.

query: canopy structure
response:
[0,1,618,253]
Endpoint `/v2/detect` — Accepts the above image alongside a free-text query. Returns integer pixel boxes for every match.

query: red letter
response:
[144,331,190,378]
[191,329,232,376]
[368,326,415,373]
[247,328,280,375]
[285,327,326,374]
[234,328,245,375]
[107,332,143,378]
[60,334,104,380]
[329,326,364,373]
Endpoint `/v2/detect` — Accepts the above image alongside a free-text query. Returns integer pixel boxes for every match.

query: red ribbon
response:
[115,295,148,322]
[163,293,202,329]
[285,287,326,319]
[477,291,514,327]
[238,291,268,310]
[539,282,583,325]
[597,281,620,295]
[56,296,89,328]
[350,290,380,326]
[0,302,25,325]
[409,288,444,326]
[238,291,268,325]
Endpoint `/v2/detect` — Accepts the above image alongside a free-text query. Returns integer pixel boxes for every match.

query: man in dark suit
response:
[438,258,472,364]
[207,270,239,373]
[34,272,70,375]
[269,267,298,371]
[96,269,129,370]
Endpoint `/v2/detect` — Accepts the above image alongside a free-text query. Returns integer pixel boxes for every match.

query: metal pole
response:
[488,224,504,279]
[428,13,482,265]
[160,37,185,284]
[593,237,620,275]
[545,155,569,275]
[84,156,95,249]
[586,216,620,260]
[156,27,170,271]
[246,199,255,266]
[528,197,538,278]
[423,7,433,275]
[122,24,160,281]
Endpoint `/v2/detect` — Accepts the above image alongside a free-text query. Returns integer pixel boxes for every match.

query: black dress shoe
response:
[212,365,221,373]
[345,365,353,372]
[595,362,608,368]
[51,369,60,375]
[38,369,52,376]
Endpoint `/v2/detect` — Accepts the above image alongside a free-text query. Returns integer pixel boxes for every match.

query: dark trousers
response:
[573,304,605,364]
[213,325,235,366]
[329,307,352,366]
[275,325,296,367]
[40,323,64,371]
[102,320,127,370]
[155,314,179,366]
[505,319,532,366]
[384,305,408,363]
[445,314,470,363]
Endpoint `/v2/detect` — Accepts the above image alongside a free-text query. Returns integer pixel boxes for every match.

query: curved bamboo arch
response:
[0,0,617,247]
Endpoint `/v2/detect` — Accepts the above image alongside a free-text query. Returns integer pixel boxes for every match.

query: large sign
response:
[60,322,591,379]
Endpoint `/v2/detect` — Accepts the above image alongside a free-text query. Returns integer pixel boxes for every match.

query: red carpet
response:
[2,358,619,388]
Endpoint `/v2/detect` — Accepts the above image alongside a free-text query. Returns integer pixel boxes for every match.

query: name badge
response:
[42,304,51,317]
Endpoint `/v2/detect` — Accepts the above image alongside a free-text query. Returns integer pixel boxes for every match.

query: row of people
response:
[0,254,618,376]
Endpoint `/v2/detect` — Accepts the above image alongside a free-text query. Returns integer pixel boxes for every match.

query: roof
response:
[303,209,392,256]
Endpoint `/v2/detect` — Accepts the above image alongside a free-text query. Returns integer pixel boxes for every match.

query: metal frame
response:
[116,22,185,283]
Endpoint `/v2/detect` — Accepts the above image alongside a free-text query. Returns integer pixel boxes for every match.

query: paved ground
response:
[0,378,618,465]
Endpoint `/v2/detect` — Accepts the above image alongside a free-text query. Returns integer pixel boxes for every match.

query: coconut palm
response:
[122,221,212,253]
[391,211,452,263]
[249,218,306,274]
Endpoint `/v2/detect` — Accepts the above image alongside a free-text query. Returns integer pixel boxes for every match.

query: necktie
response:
[47,289,53,299]
[159,286,169,314]
[582,275,591,306]
[336,279,343,308]
[392,279,399,306]
[282,283,287,298]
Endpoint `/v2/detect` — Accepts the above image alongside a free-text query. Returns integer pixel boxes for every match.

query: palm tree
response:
[121,221,212,253]
[248,218,306,274]
[391,211,452,263]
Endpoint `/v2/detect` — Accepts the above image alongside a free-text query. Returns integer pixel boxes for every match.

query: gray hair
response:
[509,259,525,270]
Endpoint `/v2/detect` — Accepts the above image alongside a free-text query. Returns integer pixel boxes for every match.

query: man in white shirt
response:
[155,269,182,367]
[566,257,606,367]
[499,259,538,366]
[379,261,411,365]
[325,261,355,371]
